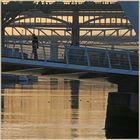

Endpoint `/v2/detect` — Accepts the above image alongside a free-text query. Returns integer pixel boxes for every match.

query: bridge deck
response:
[5,36,138,44]
[9,23,131,28]
[2,2,122,11]
[2,41,138,76]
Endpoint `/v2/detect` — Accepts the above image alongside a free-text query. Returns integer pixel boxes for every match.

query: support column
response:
[117,76,138,93]
[105,76,138,138]
[105,92,138,138]
[72,11,79,46]
[108,76,138,93]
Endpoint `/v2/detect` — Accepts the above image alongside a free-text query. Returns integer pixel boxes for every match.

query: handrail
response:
[2,41,138,72]
[3,38,138,53]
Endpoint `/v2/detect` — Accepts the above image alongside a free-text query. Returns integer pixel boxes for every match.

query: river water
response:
[1,76,117,139]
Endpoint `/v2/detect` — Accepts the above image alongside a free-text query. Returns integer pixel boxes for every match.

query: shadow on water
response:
[1,80,16,120]
[70,80,79,138]
[1,74,37,121]
[70,80,79,109]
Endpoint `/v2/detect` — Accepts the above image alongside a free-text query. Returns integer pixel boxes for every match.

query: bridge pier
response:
[72,11,79,46]
[105,76,138,138]
[117,78,138,93]
[108,75,138,93]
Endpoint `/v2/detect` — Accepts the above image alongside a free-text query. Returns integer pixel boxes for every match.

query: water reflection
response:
[1,77,117,139]
[70,80,79,109]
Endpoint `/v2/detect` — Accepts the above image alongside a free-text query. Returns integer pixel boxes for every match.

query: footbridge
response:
[1,1,139,76]
[2,39,138,76]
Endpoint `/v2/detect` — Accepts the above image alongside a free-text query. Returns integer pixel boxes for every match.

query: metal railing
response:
[2,40,138,71]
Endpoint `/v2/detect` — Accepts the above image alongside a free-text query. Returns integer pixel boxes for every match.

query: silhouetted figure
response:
[38,1,42,6]
[32,34,38,60]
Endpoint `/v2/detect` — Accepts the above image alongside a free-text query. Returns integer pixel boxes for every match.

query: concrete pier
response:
[105,75,138,138]
[105,92,138,138]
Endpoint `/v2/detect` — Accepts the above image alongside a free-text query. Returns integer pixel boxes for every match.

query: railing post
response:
[86,47,90,66]
[106,50,111,68]
[42,42,47,62]
[65,46,69,64]
[127,51,132,70]
[5,41,8,48]
[20,40,24,59]
[12,40,15,57]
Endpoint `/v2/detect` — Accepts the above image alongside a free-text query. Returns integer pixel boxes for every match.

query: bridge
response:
[1,2,139,138]
[1,1,139,76]
[2,39,138,76]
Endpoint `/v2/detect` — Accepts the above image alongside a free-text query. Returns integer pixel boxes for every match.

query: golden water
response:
[1,77,117,139]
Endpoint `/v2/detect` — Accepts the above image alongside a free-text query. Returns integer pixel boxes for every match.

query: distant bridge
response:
[2,1,138,47]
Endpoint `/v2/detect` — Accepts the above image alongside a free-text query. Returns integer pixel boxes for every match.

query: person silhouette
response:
[32,34,38,60]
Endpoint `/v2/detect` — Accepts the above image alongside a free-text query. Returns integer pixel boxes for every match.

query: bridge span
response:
[1,1,139,76]
[2,40,138,76]
[1,2,139,139]
[2,1,138,47]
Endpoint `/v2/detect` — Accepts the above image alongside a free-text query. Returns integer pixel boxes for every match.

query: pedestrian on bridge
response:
[32,34,38,60]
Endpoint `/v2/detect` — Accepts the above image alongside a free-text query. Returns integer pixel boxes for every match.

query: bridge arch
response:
[11,15,70,26]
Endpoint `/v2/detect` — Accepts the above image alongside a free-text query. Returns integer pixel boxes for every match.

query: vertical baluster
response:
[86,47,90,66]
[12,40,15,57]
[20,40,24,59]
[106,50,111,68]
[127,51,132,70]
[43,42,47,62]
[65,46,69,64]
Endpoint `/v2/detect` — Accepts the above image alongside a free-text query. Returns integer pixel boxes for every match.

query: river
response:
[1,76,117,139]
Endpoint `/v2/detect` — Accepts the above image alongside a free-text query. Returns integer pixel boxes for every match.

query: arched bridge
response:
[2,1,139,47]
[1,1,139,76]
